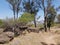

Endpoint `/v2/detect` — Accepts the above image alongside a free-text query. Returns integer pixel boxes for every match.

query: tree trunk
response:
[13,11,16,34]
[44,16,47,32]
[14,11,15,21]
[34,14,37,27]
[17,12,18,19]
[44,8,47,32]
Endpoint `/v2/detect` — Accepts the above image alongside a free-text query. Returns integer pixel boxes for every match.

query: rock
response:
[39,28,44,31]
[4,32,14,40]
[19,26,28,30]
[3,25,14,32]
[27,27,39,33]
[0,32,14,44]
[41,42,48,45]
[37,27,45,32]
[14,28,21,36]
[0,28,4,34]
[14,26,27,36]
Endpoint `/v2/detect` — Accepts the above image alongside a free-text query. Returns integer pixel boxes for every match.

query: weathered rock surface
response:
[0,32,14,44]
[0,28,4,34]
[27,27,39,33]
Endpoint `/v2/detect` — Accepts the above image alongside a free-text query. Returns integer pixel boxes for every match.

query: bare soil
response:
[0,27,60,45]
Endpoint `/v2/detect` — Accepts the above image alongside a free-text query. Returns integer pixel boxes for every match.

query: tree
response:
[6,0,21,20]
[35,0,54,32]
[47,6,56,30]
[57,14,60,23]
[15,0,22,18]
[6,0,16,20]
[22,0,39,27]
[18,12,34,25]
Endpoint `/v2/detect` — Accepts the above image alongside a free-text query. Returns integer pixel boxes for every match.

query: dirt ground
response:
[0,27,60,45]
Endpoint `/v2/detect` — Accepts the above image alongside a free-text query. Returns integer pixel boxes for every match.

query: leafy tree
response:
[35,0,54,31]
[18,12,34,25]
[47,6,56,30]
[22,0,39,27]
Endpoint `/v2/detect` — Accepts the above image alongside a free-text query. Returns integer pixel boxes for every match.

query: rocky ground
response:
[0,27,60,45]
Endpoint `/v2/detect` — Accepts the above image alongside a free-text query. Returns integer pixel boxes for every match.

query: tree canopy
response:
[18,12,34,24]
[47,7,56,27]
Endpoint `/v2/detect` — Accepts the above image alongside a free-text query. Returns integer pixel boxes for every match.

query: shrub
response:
[18,12,34,26]
[0,19,4,28]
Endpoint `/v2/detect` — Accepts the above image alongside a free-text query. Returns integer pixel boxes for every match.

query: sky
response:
[0,0,60,21]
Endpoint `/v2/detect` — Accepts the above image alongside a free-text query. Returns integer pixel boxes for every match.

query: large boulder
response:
[0,32,14,44]
[14,26,28,36]
[4,32,14,39]
[14,28,21,36]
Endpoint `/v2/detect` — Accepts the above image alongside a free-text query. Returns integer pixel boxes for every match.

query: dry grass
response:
[0,28,60,45]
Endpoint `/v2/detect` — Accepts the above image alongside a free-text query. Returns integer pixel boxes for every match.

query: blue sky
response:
[0,0,60,21]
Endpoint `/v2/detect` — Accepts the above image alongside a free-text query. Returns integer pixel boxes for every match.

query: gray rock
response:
[0,32,14,44]
[27,27,39,33]
[0,28,4,34]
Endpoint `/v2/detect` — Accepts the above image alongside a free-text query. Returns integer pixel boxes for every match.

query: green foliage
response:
[0,19,15,28]
[0,19,4,28]
[23,0,39,14]
[0,19,3,25]
[18,12,34,24]
[23,0,40,27]
[47,6,56,27]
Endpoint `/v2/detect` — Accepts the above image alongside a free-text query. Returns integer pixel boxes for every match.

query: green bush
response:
[0,19,4,28]
[0,19,13,28]
[18,12,34,26]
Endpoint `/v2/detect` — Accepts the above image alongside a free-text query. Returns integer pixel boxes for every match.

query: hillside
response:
[1,28,60,45]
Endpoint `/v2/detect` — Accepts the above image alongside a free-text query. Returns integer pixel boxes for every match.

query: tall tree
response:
[23,0,39,27]
[6,0,16,20]
[6,0,21,20]
[35,0,54,32]
[16,0,22,18]
[47,6,56,30]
